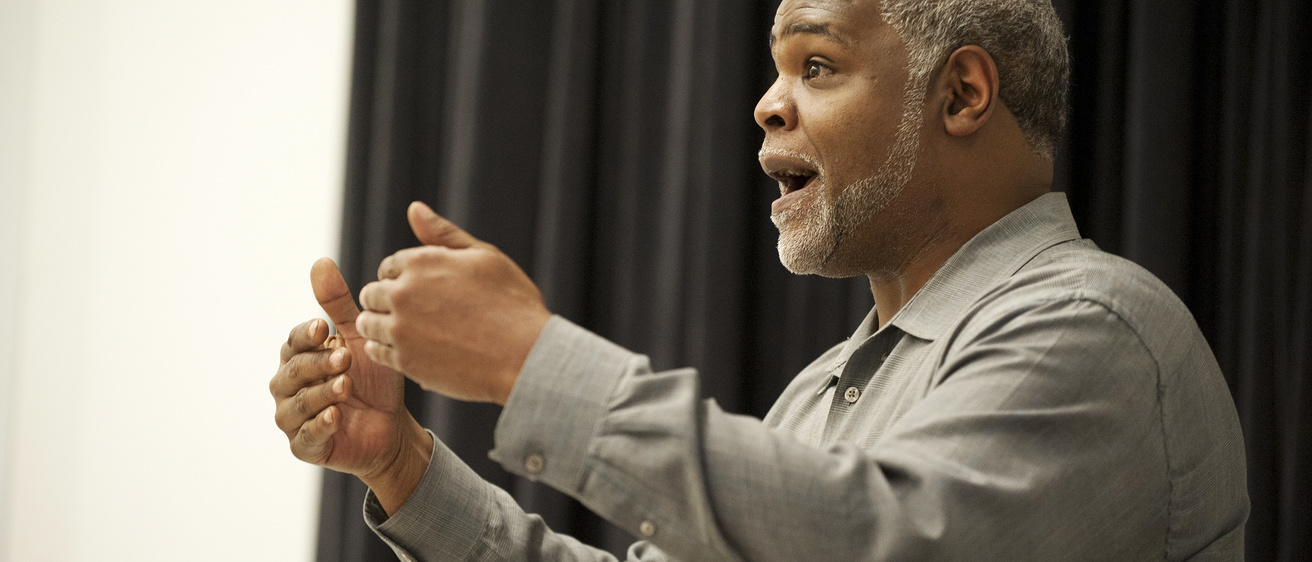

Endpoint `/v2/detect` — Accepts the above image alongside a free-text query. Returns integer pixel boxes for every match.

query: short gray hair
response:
[881,0,1070,159]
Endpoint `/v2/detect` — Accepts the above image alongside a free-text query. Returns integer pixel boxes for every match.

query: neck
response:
[865,220,960,329]
[861,111,1054,328]
[866,187,1049,329]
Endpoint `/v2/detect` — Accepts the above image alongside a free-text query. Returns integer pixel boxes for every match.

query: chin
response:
[777,249,824,276]
[778,252,864,278]
[776,222,872,278]
[775,212,831,274]
[776,232,849,278]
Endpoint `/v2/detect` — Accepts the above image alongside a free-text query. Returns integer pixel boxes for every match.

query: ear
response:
[938,45,1000,138]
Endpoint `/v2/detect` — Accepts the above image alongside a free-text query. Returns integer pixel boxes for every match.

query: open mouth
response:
[769,168,819,195]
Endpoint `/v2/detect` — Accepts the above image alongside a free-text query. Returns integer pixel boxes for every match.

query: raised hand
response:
[270,258,432,514]
[354,202,552,405]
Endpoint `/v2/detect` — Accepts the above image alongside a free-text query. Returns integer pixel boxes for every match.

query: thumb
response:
[408,201,478,249]
[310,257,362,338]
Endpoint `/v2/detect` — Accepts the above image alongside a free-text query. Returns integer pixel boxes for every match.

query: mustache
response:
[757,147,824,174]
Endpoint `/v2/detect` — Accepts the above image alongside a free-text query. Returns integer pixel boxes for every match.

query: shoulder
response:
[934,239,1249,553]
[962,239,1205,368]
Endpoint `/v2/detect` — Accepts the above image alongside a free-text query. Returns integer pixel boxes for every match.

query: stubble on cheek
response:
[774,78,928,276]
[833,84,925,235]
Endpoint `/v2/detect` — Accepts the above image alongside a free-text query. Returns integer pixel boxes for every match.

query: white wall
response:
[1,1,354,560]
[0,0,37,555]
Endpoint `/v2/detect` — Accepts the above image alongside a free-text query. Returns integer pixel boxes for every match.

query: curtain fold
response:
[318,1,1311,559]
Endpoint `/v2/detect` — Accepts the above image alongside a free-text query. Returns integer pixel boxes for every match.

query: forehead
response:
[770,0,886,44]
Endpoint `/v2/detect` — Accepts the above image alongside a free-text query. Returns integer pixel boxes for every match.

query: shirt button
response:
[880,353,889,362]
[639,520,657,537]
[844,387,861,403]
[525,453,545,474]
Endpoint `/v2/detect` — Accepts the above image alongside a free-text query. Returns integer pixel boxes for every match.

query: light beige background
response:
[1,0,353,559]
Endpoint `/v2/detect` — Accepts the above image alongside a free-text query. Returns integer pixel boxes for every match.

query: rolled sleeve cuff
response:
[489,315,635,492]
[364,430,491,561]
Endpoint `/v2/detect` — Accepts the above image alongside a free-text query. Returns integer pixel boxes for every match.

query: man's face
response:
[757,0,924,277]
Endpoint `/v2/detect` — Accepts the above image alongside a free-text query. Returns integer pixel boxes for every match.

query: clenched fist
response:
[354,202,552,405]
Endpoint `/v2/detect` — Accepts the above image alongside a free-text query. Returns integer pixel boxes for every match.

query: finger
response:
[358,280,396,313]
[376,248,423,281]
[311,258,362,338]
[354,311,396,346]
[364,339,401,372]
[408,201,478,249]
[276,374,350,435]
[270,346,349,398]
[378,246,460,280]
[290,405,339,465]
[281,318,327,363]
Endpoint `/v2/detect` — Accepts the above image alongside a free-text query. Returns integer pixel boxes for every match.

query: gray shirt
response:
[364,193,1248,561]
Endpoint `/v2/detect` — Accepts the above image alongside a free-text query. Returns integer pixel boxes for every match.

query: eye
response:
[804,59,832,81]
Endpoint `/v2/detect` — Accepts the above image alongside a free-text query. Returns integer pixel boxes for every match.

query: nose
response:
[754,77,796,133]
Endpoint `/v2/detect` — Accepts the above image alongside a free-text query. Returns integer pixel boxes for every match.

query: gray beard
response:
[772,79,927,276]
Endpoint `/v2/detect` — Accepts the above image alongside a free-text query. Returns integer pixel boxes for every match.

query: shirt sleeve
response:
[363,428,642,561]
[489,302,1177,561]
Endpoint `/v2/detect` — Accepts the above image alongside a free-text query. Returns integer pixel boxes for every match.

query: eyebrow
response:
[769,22,848,48]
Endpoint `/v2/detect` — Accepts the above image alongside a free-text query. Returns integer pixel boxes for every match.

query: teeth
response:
[777,168,815,177]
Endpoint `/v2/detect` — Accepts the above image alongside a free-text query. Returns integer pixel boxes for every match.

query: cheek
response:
[823,110,904,176]
[818,89,901,143]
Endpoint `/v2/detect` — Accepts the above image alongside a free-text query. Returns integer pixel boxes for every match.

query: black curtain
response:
[316,1,1311,560]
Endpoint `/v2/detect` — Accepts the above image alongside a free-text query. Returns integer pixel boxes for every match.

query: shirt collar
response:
[831,306,882,372]
[882,192,1083,341]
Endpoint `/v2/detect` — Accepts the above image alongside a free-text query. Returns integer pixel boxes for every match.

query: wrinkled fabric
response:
[365,193,1247,561]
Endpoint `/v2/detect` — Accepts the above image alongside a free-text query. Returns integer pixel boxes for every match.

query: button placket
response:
[822,330,904,443]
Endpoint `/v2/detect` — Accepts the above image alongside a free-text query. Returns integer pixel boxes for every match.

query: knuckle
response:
[316,378,338,402]
[291,351,326,381]
[390,285,410,308]
[292,389,309,418]
[274,360,298,388]
[285,354,306,381]
[320,349,338,372]
[415,247,443,266]
[274,404,294,434]
[289,437,312,462]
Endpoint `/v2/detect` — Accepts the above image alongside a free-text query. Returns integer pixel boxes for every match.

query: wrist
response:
[361,417,433,516]
[496,310,551,405]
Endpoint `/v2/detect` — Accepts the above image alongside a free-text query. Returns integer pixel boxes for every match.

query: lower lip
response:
[771,181,817,214]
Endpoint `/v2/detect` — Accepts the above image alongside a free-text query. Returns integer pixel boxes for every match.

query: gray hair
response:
[881,0,1070,159]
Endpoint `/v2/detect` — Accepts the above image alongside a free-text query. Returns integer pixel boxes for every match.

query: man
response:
[270,0,1248,559]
